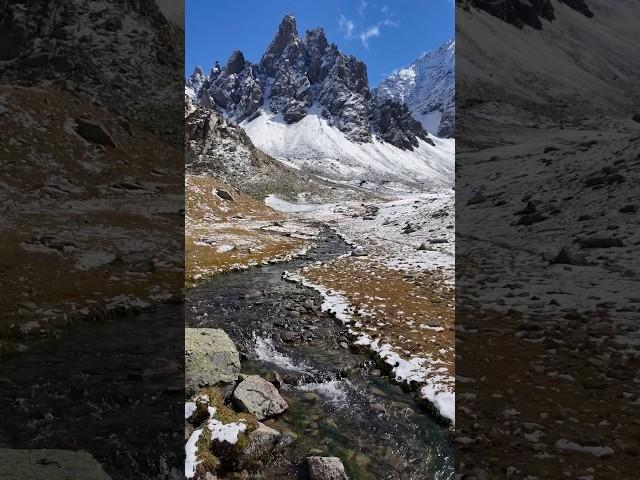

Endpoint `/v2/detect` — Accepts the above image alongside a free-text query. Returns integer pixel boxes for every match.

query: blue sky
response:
[186,0,454,87]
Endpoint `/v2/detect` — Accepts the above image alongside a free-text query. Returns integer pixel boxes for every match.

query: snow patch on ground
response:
[554,439,614,457]
[185,428,203,479]
[267,190,454,279]
[206,406,247,444]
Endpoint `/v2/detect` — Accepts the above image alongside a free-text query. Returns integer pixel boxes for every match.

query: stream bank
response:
[187,229,454,479]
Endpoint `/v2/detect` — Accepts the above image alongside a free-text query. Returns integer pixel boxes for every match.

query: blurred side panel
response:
[456,0,640,477]
[0,1,185,478]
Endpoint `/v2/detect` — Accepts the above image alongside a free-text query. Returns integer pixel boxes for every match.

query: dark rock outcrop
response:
[369,98,434,150]
[459,0,593,29]
[0,0,184,145]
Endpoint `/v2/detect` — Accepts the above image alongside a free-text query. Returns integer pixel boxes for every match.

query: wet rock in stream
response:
[233,375,289,420]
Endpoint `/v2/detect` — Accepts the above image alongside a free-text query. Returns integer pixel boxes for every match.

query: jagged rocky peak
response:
[225,50,246,75]
[261,14,300,75]
[187,65,206,91]
[459,0,593,29]
[369,98,434,150]
[188,14,430,150]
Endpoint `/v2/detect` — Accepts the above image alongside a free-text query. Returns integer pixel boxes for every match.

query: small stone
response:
[302,392,319,403]
[263,370,282,387]
[74,118,117,147]
[307,456,349,480]
[215,189,234,201]
[576,237,624,249]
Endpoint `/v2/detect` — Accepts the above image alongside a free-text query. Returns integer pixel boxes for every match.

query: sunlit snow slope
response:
[241,109,454,189]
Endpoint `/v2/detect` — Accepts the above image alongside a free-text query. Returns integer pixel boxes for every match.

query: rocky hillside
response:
[0,0,184,145]
[375,40,455,138]
[185,98,384,202]
[186,14,428,151]
[457,0,640,147]
[456,1,640,477]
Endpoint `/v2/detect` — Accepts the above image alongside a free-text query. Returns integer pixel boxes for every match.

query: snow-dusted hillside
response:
[375,40,455,138]
[241,109,454,190]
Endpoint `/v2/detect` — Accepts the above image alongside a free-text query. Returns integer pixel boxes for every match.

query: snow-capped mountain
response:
[186,15,454,189]
[374,40,455,138]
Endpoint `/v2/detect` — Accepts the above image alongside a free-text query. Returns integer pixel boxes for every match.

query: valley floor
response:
[186,176,455,424]
[271,193,455,424]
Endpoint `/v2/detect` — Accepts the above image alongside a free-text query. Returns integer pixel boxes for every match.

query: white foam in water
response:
[253,335,314,373]
[296,379,350,405]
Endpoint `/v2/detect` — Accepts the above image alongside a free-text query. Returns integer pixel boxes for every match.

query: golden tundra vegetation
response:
[303,257,455,378]
[185,175,307,285]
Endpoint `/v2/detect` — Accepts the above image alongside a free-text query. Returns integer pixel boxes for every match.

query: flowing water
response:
[187,229,454,479]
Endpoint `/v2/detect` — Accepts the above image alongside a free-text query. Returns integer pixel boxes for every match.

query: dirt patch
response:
[456,308,638,478]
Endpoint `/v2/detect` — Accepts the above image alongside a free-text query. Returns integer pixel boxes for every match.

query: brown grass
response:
[185,175,307,285]
[456,308,639,478]
[302,257,454,375]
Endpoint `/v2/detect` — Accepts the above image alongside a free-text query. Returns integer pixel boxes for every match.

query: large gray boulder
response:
[0,449,112,480]
[185,328,240,396]
[307,456,349,480]
[232,375,288,420]
[238,422,282,467]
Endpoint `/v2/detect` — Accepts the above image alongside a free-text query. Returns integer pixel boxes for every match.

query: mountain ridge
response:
[374,39,455,138]
[186,14,430,152]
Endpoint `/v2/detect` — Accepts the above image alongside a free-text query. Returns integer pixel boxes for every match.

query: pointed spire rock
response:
[272,14,298,51]
[225,50,245,75]
[260,14,301,76]
[187,65,206,92]
[190,65,204,83]
[278,14,298,40]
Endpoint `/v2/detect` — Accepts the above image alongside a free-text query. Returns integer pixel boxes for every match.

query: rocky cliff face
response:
[375,40,455,138]
[184,99,366,200]
[458,0,593,29]
[187,14,428,150]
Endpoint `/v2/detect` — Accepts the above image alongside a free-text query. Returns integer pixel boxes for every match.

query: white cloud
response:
[358,0,369,17]
[339,14,355,39]
[339,3,399,49]
[359,25,380,48]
